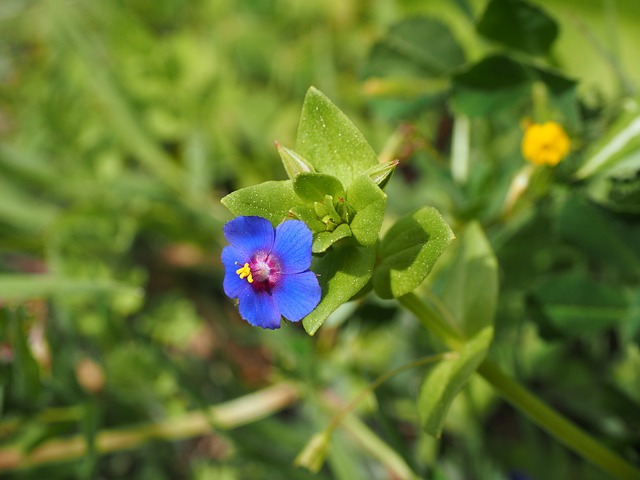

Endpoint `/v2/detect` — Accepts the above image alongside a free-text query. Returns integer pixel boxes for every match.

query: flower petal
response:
[272,220,313,274]
[272,271,321,322]
[238,288,282,329]
[223,216,275,258]
[221,245,252,299]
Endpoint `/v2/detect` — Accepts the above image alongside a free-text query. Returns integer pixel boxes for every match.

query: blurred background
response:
[1,0,639,479]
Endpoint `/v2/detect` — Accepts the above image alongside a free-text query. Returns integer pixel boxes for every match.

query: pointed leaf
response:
[364,160,398,189]
[296,87,378,187]
[275,142,315,179]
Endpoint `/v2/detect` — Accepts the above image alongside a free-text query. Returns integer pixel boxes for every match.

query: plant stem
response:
[477,360,640,480]
[399,292,640,480]
[398,293,462,350]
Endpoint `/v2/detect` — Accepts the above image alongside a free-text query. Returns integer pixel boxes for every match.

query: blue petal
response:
[221,245,252,299]
[272,220,313,274]
[223,216,274,258]
[272,270,321,322]
[238,288,282,329]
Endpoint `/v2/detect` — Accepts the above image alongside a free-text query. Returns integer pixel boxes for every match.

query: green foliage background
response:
[0,0,639,479]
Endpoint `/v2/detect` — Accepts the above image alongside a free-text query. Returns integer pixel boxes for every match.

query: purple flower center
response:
[249,252,281,291]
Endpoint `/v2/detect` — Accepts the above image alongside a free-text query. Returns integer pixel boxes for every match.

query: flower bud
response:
[294,431,330,473]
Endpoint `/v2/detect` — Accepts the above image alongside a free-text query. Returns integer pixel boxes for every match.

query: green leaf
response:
[452,55,531,117]
[442,222,498,337]
[531,274,629,338]
[364,16,466,79]
[418,326,493,437]
[275,142,315,179]
[289,204,326,232]
[312,224,352,254]
[221,180,302,226]
[0,275,139,301]
[534,67,579,128]
[557,197,640,280]
[477,0,559,55]
[364,160,398,190]
[373,207,455,299]
[293,172,345,203]
[575,101,640,179]
[296,87,378,187]
[303,245,376,335]
[347,175,387,247]
[588,167,640,214]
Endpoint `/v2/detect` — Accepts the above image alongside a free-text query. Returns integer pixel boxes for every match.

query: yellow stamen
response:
[236,262,254,283]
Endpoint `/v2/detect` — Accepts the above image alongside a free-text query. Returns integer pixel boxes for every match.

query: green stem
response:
[398,293,462,350]
[477,360,640,480]
[399,292,640,480]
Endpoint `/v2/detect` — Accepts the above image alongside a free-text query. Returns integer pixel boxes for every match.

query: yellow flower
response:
[521,121,570,166]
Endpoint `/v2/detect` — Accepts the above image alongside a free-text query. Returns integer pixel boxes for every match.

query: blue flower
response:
[221,216,321,329]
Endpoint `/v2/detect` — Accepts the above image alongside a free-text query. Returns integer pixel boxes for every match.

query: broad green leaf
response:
[293,172,345,203]
[418,326,493,437]
[373,207,455,299]
[575,101,640,179]
[303,245,376,335]
[442,222,498,337]
[347,175,387,247]
[531,274,629,338]
[296,87,378,187]
[452,55,531,117]
[477,0,558,55]
[0,275,139,301]
[221,180,302,226]
[312,224,352,253]
[364,17,465,79]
